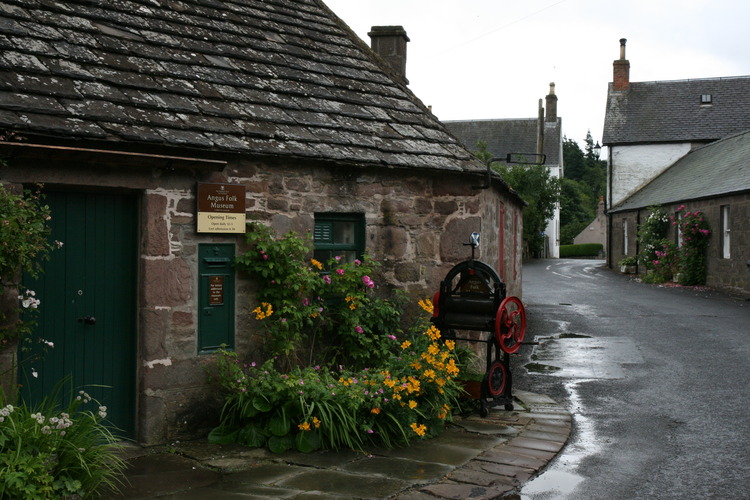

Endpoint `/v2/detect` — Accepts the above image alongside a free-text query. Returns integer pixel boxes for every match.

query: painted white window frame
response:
[721,205,731,259]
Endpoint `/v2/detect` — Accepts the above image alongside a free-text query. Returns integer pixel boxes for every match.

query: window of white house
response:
[313,213,365,265]
[721,205,731,259]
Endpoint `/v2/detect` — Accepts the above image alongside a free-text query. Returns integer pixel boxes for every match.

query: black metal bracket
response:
[472,153,547,190]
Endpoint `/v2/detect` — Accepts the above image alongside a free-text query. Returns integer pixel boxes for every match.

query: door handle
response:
[79,316,96,325]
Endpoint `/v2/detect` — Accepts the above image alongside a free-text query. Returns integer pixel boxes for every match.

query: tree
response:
[559,178,594,244]
[559,133,607,244]
[474,141,560,258]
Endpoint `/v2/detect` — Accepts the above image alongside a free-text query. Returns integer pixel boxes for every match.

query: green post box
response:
[198,243,235,353]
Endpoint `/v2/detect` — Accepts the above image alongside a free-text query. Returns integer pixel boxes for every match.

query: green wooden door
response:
[19,191,138,438]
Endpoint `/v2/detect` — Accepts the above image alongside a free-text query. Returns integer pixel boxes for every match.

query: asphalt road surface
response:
[511,259,750,500]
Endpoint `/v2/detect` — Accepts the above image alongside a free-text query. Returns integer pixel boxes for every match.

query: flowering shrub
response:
[642,241,679,284]
[215,224,465,452]
[635,205,711,285]
[673,206,711,285]
[637,206,670,275]
[0,383,125,499]
[236,222,404,370]
[0,185,57,346]
[208,301,461,452]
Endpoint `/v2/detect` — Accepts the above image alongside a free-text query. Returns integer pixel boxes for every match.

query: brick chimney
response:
[613,38,630,91]
[545,82,557,122]
[368,26,409,84]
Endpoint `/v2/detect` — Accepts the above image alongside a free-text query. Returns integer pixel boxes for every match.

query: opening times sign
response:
[196,183,246,234]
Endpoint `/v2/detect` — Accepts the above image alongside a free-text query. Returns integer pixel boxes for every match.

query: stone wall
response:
[609,193,750,295]
[1,152,523,445]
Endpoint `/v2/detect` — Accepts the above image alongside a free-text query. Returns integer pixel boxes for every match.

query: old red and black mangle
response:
[431,233,527,416]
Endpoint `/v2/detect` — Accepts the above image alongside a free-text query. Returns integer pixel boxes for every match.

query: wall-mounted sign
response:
[209,275,224,305]
[196,183,246,233]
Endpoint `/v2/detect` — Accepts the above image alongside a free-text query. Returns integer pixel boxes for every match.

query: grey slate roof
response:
[610,129,750,212]
[603,76,750,146]
[443,118,562,166]
[0,0,481,173]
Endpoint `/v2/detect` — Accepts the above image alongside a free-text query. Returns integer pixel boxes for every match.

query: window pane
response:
[334,221,355,245]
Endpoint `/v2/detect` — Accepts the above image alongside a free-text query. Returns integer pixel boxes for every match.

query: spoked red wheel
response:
[495,296,526,353]
[484,361,508,397]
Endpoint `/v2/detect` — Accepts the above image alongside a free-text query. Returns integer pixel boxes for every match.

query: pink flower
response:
[323,275,332,285]
[355,326,364,333]
[354,259,362,266]
[336,269,344,275]
[388,334,396,341]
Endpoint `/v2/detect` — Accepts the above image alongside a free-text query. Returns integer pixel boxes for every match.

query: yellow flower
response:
[313,417,321,428]
[311,259,323,270]
[445,339,455,351]
[425,325,441,341]
[418,298,434,314]
[408,400,418,409]
[253,302,273,320]
[428,343,440,356]
[371,408,381,414]
[410,422,427,436]
[401,340,412,350]
[298,422,311,431]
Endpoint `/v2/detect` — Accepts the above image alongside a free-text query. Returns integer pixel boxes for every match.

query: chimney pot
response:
[368,26,410,84]
[613,38,630,92]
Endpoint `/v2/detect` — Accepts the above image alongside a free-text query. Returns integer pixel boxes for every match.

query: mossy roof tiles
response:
[0,0,481,173]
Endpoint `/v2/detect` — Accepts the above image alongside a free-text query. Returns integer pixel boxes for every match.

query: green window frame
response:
[313,213,365,264]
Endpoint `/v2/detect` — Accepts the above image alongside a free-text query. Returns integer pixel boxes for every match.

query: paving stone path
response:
[115,390,570,499]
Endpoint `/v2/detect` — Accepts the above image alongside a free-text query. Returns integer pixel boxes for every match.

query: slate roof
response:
[0,0,481,173]
[443,118,562,166]
[603,76,750,146]
[610,129,750,212]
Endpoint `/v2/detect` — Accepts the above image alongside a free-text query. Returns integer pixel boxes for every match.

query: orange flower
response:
[371,408,381,414]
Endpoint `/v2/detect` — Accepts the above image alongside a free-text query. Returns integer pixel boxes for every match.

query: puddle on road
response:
[519,380,599,500]
[520,470,583,499]
[527,336,644,379]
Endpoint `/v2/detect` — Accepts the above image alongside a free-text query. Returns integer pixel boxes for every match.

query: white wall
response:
[609,143,692,207]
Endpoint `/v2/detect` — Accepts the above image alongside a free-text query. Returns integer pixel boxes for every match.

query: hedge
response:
[559,243,603,258]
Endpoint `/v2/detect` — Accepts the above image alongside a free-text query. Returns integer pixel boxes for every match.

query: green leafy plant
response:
[0,380,126,499]
[637,205,670,277]
[236,221,405,370]
[0,185,58,347]
[618,256,637,267]
[208,301,462,453]
[672,206,711,285]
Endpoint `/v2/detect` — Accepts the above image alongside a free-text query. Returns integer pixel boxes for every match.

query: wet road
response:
[511,259,750,500]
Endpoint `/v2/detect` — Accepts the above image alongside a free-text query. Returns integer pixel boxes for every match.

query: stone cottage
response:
[0,0,525,444]
[603,39,750,293]
[444,84,564,258]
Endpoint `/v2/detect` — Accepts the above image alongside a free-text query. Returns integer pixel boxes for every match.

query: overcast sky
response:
[323,0,750,150]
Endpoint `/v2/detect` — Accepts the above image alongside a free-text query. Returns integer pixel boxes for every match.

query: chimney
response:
[537,99,544,155]
[545,82,558,122]
[368,26,410,84]
[613,38,630,91]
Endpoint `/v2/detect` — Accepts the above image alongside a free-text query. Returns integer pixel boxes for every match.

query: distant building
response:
[573,197,606,251]
[444,84,564,258]
[603,39,750,294]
